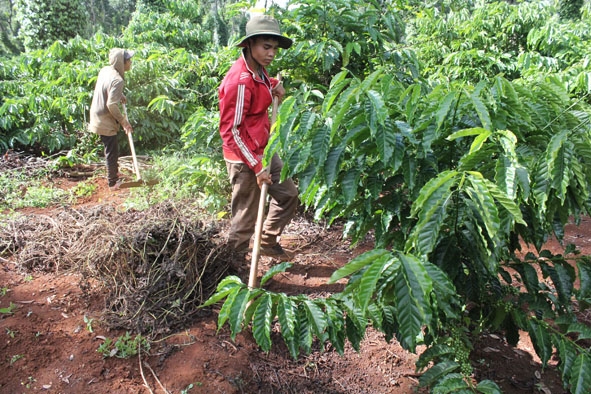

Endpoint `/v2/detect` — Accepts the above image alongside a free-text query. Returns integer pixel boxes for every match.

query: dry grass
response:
[0,202,232,335]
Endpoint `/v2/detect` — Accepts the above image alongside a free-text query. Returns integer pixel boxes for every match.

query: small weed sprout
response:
[5,328,17,338]
[181,382,203,393]
[97,332,150,359]
[71,181,97,198]
[83,315,94,333]
[0,302,17,315]
[10,354,24,365]
[20,376,35,388]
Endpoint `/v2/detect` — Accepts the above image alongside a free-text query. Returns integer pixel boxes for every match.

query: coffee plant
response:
[207,1,591,393]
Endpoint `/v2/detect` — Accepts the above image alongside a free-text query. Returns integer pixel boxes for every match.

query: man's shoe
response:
[109,179,124,191]
[260,243,292,259]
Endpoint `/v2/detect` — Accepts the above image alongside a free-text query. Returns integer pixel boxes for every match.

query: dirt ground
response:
[0,175,586,394]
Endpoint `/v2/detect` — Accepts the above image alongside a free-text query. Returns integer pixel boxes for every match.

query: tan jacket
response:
[88,48,127,136]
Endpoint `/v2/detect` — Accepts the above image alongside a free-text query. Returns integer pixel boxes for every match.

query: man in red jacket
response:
[219,15,298,263]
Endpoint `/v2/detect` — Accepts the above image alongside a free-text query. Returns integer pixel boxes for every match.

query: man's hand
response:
[256,171,272,188]
[272,82,285,102]
[123,120,133,135]
[121,95,127,104]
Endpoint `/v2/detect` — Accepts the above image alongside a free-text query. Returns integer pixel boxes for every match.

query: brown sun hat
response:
[237,15,292,49]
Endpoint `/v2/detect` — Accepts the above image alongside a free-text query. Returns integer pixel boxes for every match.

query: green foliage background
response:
[16,0,89,51]
[2,0,591,392]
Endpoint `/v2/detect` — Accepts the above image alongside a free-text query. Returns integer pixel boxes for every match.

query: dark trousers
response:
[100,135,119,187]
[226,154,299,252]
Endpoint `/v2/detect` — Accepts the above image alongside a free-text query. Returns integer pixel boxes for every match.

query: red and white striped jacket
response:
[218,52,280,175]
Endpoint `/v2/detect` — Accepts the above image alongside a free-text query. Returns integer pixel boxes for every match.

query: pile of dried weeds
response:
[0,202,232,335]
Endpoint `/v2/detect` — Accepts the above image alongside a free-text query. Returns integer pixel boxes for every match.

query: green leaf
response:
[278,96,298,145]
[470,90,492,131]
[532,159,550,215]
[433,373,471,392]
[395,253,433,351]
[545,130,570,203]
[527,319,553,366]
[476,380,502,394]
[578,258,591,300]
[329,84,359,138]
[469,129,492,154]
[297,111,317,139]
[342,167,360,206]
[554,333,577,384]
[303,300,327,340]
[514,263,540,294]
[392,130,406,172]
[407,171,458,255]
[424,263,460,320]
[419,360,460,387]
[311,126,331,168]
[252,293,273,352]
[551,262,575,305]
[402,84,421,122]
[0,303,16,315]
[345,313,363,352]
[228,288,250,340]
[446,127,488,141]
[322,77,350,115]
[329,249,391,284]
[277,294,296,341]
[375,125,397,164]
[217,285,241,331]
[297,304,313,354]
[570,353,591,394]
[465,172,501,242]
[567,323,591,340]
[243,293,264,333]
[355,252,393,310]
[495,130,519,199]
[359,69,383,93]
[366,89,387,127]
[260,262,293,287]
[325,300,345,355]
[410,170,458,217]
[416,344,454,370]
[435,91,457,131]
[324,145,345,186]
[480,177,525,225]
[201,276,243,307]
[449,127,492,155]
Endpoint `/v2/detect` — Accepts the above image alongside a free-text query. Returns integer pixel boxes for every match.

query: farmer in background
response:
[219,15,299,263]
[89,48,134,190]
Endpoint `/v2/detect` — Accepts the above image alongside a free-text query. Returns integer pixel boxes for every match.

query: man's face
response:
[249,37,280,67]
[124,58,132,72]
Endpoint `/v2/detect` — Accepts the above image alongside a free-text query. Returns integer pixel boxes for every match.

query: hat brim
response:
[237,33,292,49]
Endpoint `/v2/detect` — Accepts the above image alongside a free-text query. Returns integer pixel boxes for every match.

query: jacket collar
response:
[241,50,270,86]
